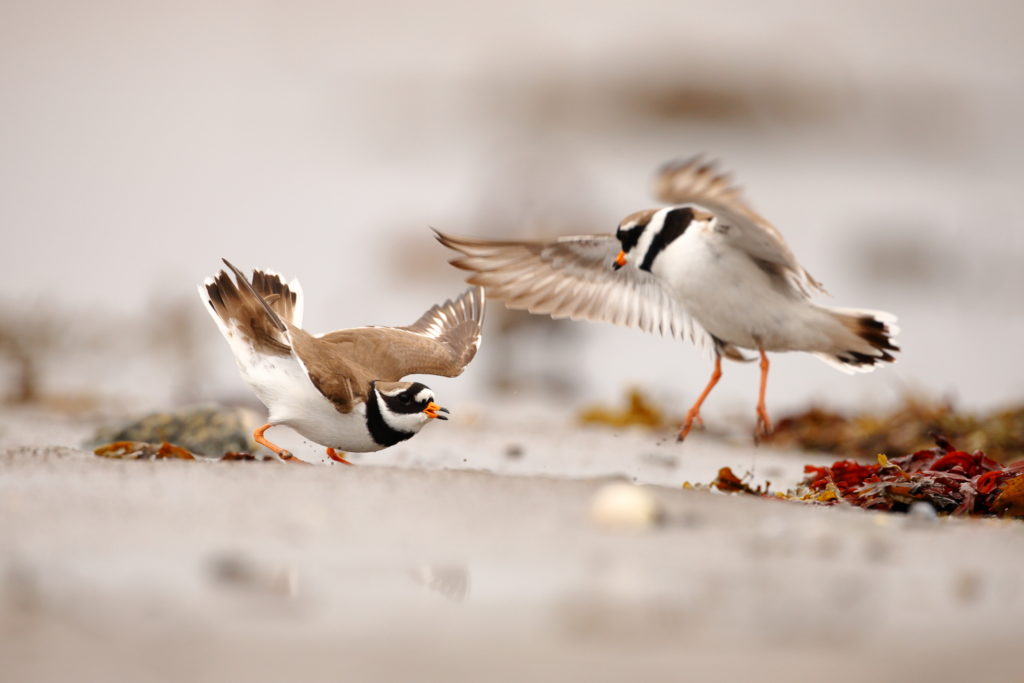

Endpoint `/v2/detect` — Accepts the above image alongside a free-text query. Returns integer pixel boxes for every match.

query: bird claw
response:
[279,450,310,464]
[754,410,773,441]
[677,412,704,441]
[253,424,300,462]
[326,447,354,466]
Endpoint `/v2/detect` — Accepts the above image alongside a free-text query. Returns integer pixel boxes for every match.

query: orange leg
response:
[326,447,354,466]
[253,423,297,462]
[755,349,773,438]
[678,355,723,441]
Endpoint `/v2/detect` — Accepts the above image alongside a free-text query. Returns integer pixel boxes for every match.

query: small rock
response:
[589,482,664,531]
[207,552,297,597]
[90,405,261,456]
[907,501,938,521]
[208,552,259,585]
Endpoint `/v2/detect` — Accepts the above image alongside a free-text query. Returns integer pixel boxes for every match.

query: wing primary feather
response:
[435,229,711,347]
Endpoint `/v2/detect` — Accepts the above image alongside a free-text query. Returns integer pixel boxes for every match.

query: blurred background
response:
[2,0,1023,419]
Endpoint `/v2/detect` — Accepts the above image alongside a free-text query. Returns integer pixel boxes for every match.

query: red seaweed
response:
[800,436,1024,517]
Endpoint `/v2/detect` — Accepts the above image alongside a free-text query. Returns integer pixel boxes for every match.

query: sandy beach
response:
[3,407,1022,682]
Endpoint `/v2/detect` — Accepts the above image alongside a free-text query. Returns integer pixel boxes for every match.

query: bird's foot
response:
[754,348,773,442]
[754,406,773,441]
[326,447,354,466]
[678,355,723,442]
[677,411,704,441]
[253,423,302,463]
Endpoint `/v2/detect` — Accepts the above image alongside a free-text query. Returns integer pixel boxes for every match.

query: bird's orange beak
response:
[423,402,449,420]
[613,251,627,270]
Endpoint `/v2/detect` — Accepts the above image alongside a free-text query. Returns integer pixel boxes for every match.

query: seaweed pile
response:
[581,390,1024,466]
[579,389,665,430]
[711,435,1024,519]
[763,398,1024,464]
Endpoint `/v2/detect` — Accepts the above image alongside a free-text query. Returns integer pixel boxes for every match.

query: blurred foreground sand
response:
[2,408,1023,682]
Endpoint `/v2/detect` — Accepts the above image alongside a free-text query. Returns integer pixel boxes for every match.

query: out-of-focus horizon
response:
[3,0,1023,417]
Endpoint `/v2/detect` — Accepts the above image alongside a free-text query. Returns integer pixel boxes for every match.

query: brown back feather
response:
[286,325,366,412]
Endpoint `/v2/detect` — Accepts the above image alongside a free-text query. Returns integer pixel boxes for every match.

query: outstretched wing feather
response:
[435,230,712,353]
[312,287,486,382]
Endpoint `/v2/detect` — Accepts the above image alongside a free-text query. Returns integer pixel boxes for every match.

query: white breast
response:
[656,231,835,352]
[278,391,383,453]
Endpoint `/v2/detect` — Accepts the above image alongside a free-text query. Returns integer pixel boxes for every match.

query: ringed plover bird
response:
[435,158,898,440]
[199,260,485,462]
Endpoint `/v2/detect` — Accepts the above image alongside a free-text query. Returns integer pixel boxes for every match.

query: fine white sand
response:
[2,406,1022,682]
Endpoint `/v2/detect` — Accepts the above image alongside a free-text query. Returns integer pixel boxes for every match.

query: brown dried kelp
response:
[93,440,260,461]
[579,389,665,429]
[764,398,1024,464]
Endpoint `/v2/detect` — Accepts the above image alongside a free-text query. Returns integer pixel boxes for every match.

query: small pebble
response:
[589,482,664,530]
[907,501,938,521]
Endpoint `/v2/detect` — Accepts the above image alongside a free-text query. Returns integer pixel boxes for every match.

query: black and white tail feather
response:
[197,259,304,356]
[816,307,900,374]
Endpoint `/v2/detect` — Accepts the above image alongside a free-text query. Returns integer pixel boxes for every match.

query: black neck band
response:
[365,390,415,447]
[640,207,692,272]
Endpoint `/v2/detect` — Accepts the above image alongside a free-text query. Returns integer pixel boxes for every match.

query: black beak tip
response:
[439,407,450,414]
[612,262,623,271]
[436,414,449,421]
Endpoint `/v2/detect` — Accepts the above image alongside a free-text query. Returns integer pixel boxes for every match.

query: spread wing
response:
[434,230,712,352]
[655,157,826,296]
[394,286,485,376]
[310,287,486,382]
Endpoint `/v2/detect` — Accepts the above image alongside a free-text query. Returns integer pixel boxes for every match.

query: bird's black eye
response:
[398,393,412,405]
[617,224,643,253]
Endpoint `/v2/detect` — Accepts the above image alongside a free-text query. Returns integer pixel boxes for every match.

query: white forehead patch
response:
[633,214,663,259]
[414,388,432,403]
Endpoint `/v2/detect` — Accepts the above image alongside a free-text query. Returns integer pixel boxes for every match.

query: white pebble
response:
[907,501,939,521]
[589,482,664,530]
